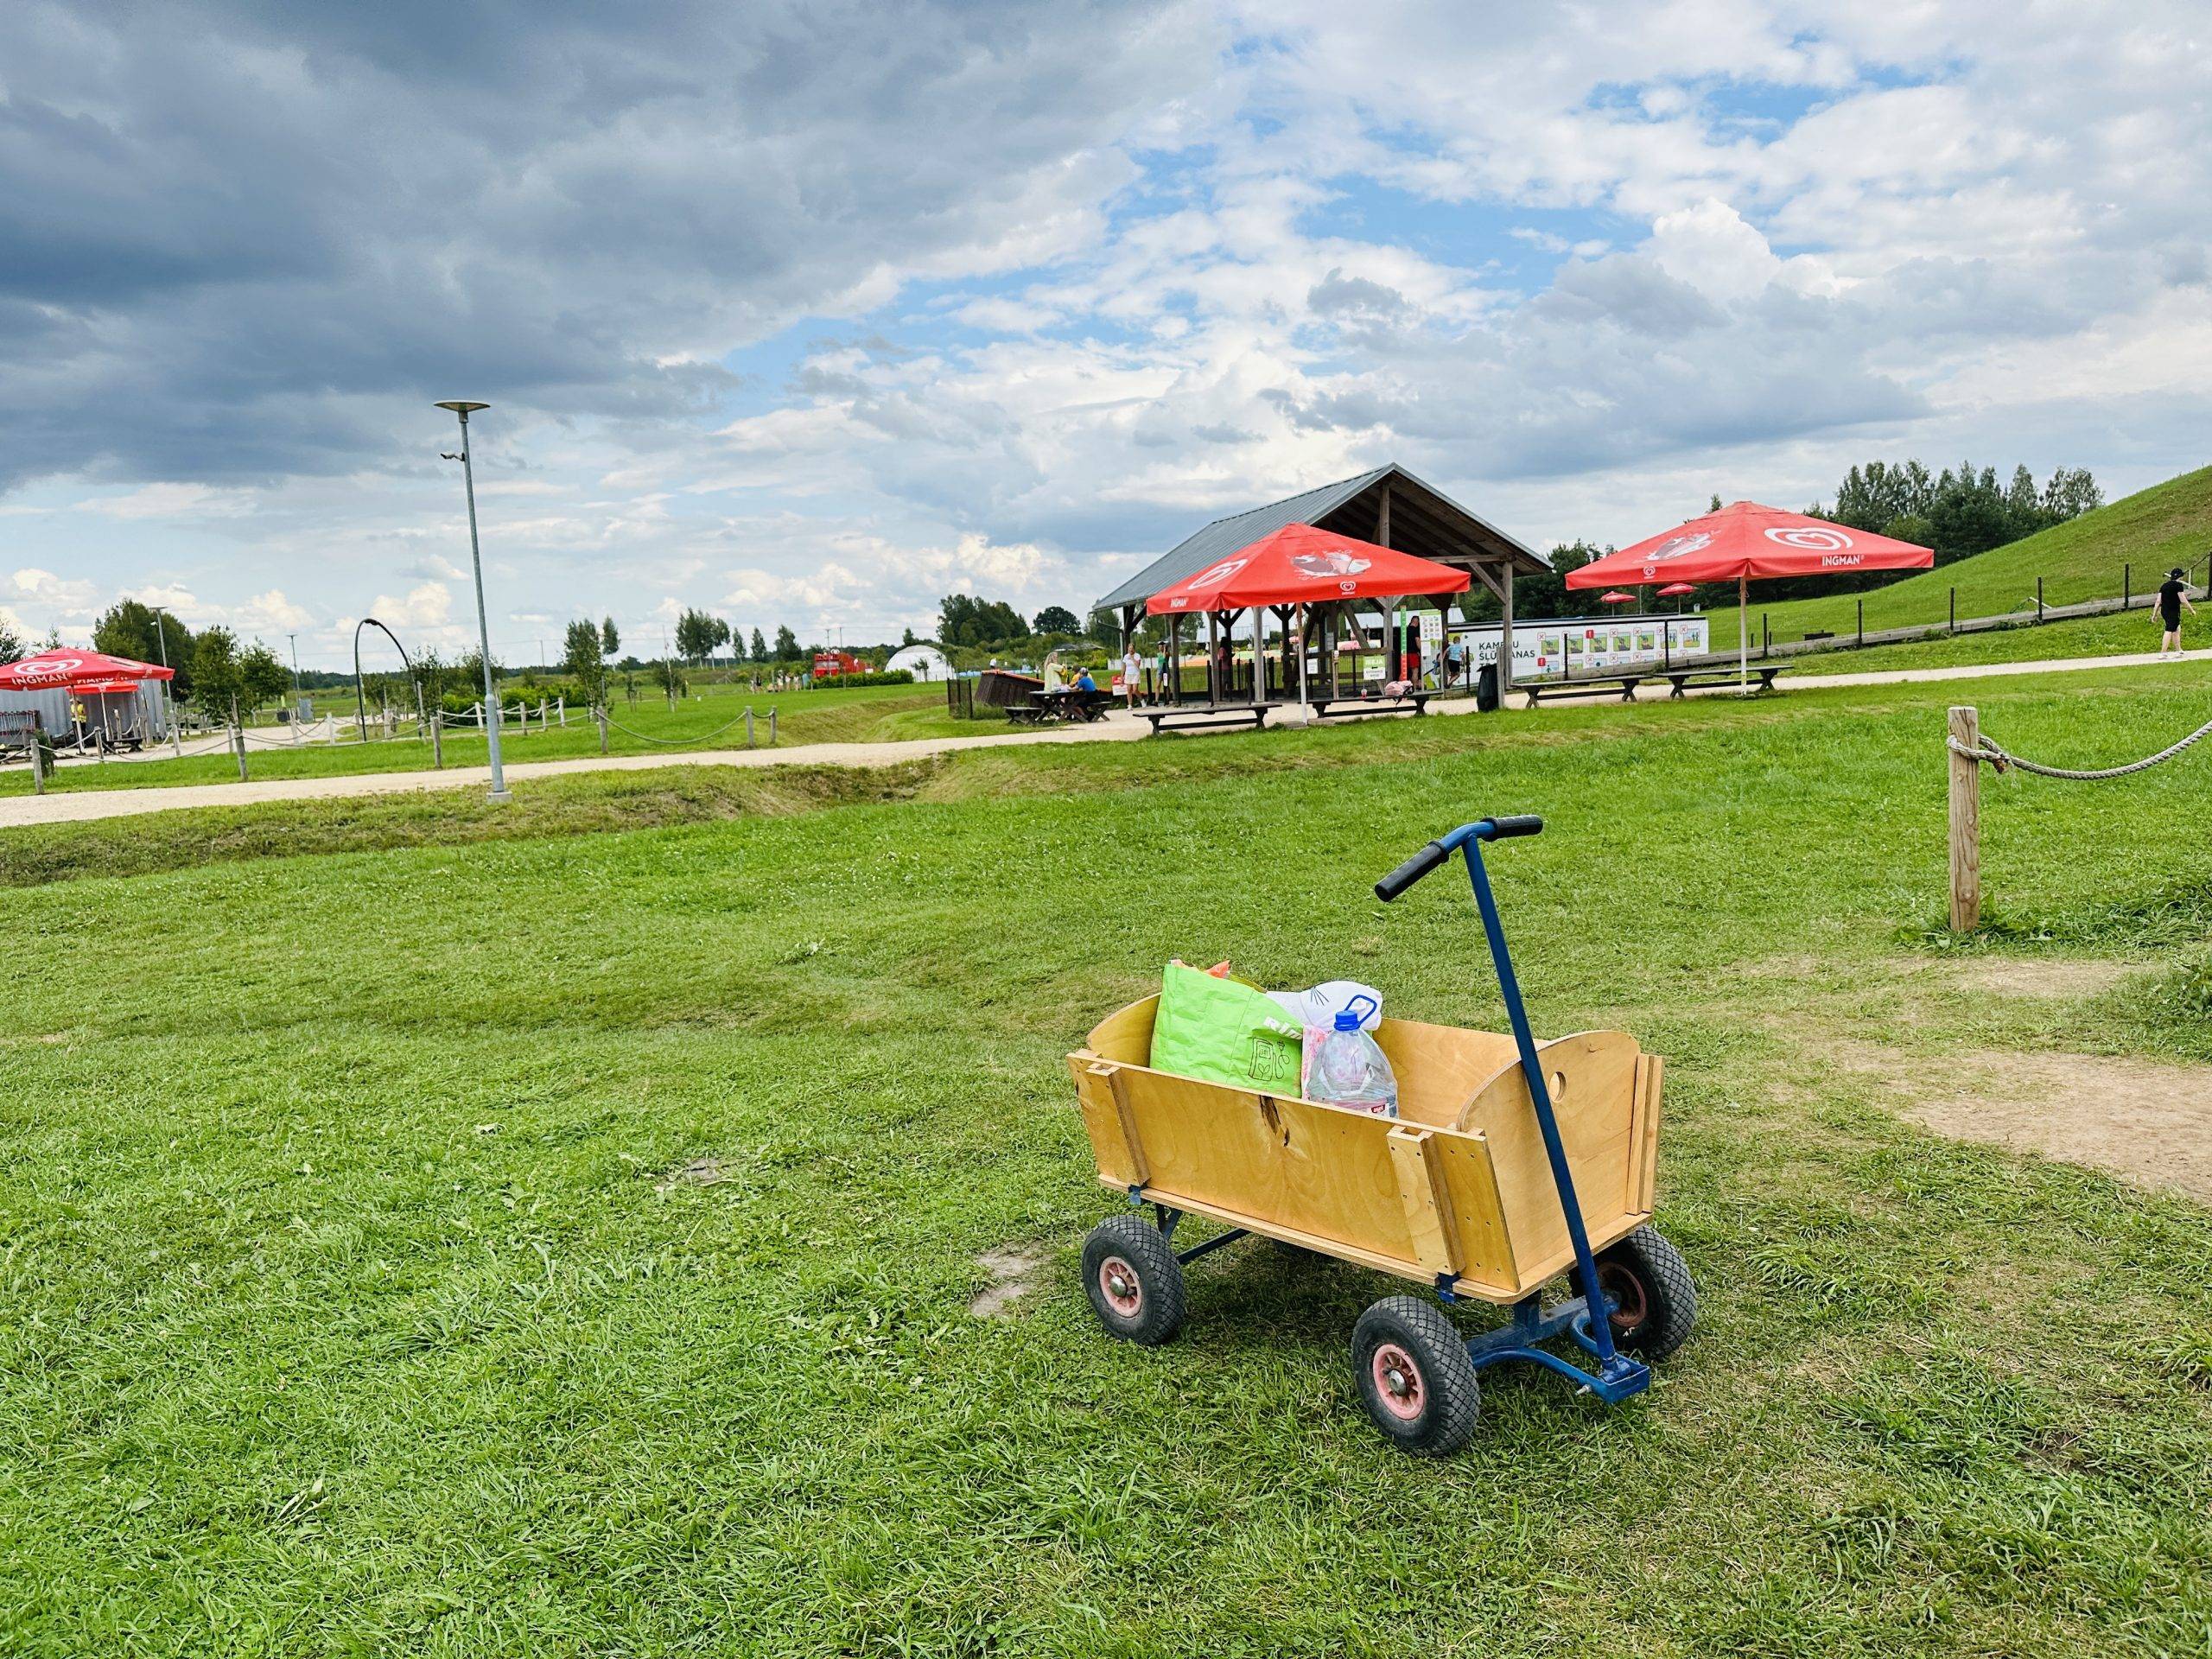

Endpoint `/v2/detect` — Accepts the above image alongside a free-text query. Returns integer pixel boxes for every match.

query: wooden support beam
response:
[1387,1127,1461,1277]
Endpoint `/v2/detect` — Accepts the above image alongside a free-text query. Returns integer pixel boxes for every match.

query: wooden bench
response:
[1661,665,1783,698]
[1306,691,1433,721]
[1522,673,1646,708]
[1140,702,1277,736]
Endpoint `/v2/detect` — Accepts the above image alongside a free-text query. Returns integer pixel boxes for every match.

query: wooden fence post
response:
[745,707,754,748]
[1948,705,1980,931]
[232,721,249,781]
[596,705,609,754]
[28,722,46,795]
[431,712,444,769]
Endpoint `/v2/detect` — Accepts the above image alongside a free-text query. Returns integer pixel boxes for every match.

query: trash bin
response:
[1476,662,1500,713]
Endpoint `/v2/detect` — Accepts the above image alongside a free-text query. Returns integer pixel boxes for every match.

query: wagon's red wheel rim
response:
[1098,1255,1142,1318]
[1370,1342,1426,1421]
[1599,1262,1646,1332]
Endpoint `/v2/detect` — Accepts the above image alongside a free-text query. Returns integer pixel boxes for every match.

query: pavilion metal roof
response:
[1093,462,1548,614]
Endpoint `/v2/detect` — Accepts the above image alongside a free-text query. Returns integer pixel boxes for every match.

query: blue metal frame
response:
[1434,819,1649,1402]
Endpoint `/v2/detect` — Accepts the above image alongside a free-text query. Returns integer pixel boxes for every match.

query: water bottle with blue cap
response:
[1303,993,1399,1117]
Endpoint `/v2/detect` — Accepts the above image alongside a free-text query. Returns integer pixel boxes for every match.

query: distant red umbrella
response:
[1599,590,1634,605]
[1568,501,1932,691]
[0,647,175,690]
[1656,582,1696,598]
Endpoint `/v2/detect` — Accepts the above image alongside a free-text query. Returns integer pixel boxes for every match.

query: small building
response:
[1092,462,1548,697]
[886,642,952,682]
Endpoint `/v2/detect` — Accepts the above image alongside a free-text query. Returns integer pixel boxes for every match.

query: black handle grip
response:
[1483,814,1544,841]
[1375,841,1449,901]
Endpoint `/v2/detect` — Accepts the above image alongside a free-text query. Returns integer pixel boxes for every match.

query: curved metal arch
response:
[354,617,416,741]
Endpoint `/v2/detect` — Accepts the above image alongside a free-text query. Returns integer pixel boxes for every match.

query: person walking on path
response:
[2158,567,2196,656]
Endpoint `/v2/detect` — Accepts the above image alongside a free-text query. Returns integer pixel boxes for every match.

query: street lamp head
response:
[435,400,490,417]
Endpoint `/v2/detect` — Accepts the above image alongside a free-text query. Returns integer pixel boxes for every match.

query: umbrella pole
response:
[1738,575,1748,695]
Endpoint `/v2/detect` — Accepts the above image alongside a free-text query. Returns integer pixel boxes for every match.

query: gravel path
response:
[4,647,2204,828]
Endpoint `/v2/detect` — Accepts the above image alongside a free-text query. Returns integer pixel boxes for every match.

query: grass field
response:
[1776,605,2194,677]
[6,670,2212,1654]
[0,680,971,798]
[1707,463,2212,649]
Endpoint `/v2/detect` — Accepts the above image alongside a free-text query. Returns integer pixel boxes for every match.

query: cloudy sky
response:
[3,0,2207,666]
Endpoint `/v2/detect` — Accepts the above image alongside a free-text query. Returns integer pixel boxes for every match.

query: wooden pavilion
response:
[1093,463,1548,706]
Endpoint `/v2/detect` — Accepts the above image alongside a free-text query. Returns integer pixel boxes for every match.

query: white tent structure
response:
[886,642,952,682]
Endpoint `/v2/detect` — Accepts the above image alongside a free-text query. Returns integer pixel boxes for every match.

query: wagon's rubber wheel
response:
[1594,1225,1697,1362]
[1351,1297,1480,1456]
[1080,1215,1185,1346]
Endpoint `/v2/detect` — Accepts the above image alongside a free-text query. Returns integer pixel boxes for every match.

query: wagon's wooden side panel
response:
[1070,1054,1526,1300]
[1457,1031,1645,1285]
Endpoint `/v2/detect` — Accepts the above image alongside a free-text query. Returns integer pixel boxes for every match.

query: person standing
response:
[1121,643,1142,711]
[2158,567,2196,656]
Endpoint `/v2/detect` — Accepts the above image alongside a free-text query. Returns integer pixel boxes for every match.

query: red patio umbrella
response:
[1567,501,1931,691]
[1145,522,1471,613]
[1147,522,1469,709]
[1656,582,1696,598]
[0,647,175,690]
[1599,590,1634,605]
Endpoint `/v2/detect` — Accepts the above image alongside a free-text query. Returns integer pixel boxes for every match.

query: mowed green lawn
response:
[5,671,2211,1655]
[0,679,971,798]
[1707,463,2212,650]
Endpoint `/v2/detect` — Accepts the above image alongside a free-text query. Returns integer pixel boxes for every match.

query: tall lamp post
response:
[435,400,507,800]
[153,604,181,758]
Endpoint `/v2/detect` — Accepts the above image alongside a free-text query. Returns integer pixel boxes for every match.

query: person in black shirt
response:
[2158,567,2196,656]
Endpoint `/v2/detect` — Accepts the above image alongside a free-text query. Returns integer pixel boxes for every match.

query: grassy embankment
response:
[7,666,2212,1653]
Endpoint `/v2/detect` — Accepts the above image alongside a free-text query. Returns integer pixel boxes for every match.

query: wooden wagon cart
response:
[1069,815,1697,1454]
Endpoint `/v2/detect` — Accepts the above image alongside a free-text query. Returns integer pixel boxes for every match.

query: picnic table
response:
[1008,688,1114,725]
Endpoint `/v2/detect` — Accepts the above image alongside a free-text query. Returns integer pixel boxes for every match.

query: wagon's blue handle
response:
[1374,816,1543,901]
[1452,829,1623,1371]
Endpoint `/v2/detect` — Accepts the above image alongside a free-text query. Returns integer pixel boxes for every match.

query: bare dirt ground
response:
[1892,1047,2212,1205]
[1801,955,2212,1206]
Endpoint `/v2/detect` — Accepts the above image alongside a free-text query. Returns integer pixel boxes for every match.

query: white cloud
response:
[1645,199,1782,304]
[234,588,315,633]
[13,569,99,610]
[362,582,454,632]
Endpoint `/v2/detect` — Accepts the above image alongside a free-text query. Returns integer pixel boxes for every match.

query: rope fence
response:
[1944,700,2212,928]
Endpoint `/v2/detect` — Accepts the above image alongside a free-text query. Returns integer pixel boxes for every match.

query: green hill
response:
[1705,462,2212,650]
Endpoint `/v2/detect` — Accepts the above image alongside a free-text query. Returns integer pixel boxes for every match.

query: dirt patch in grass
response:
[969,1247,1046,1319]
[1834,1039,2212,1205]
[1926,957,2141,1000]
[656,1156,731,1193]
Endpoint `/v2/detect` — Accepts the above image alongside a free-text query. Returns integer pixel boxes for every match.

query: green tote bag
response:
[1147,963,1303,1094]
